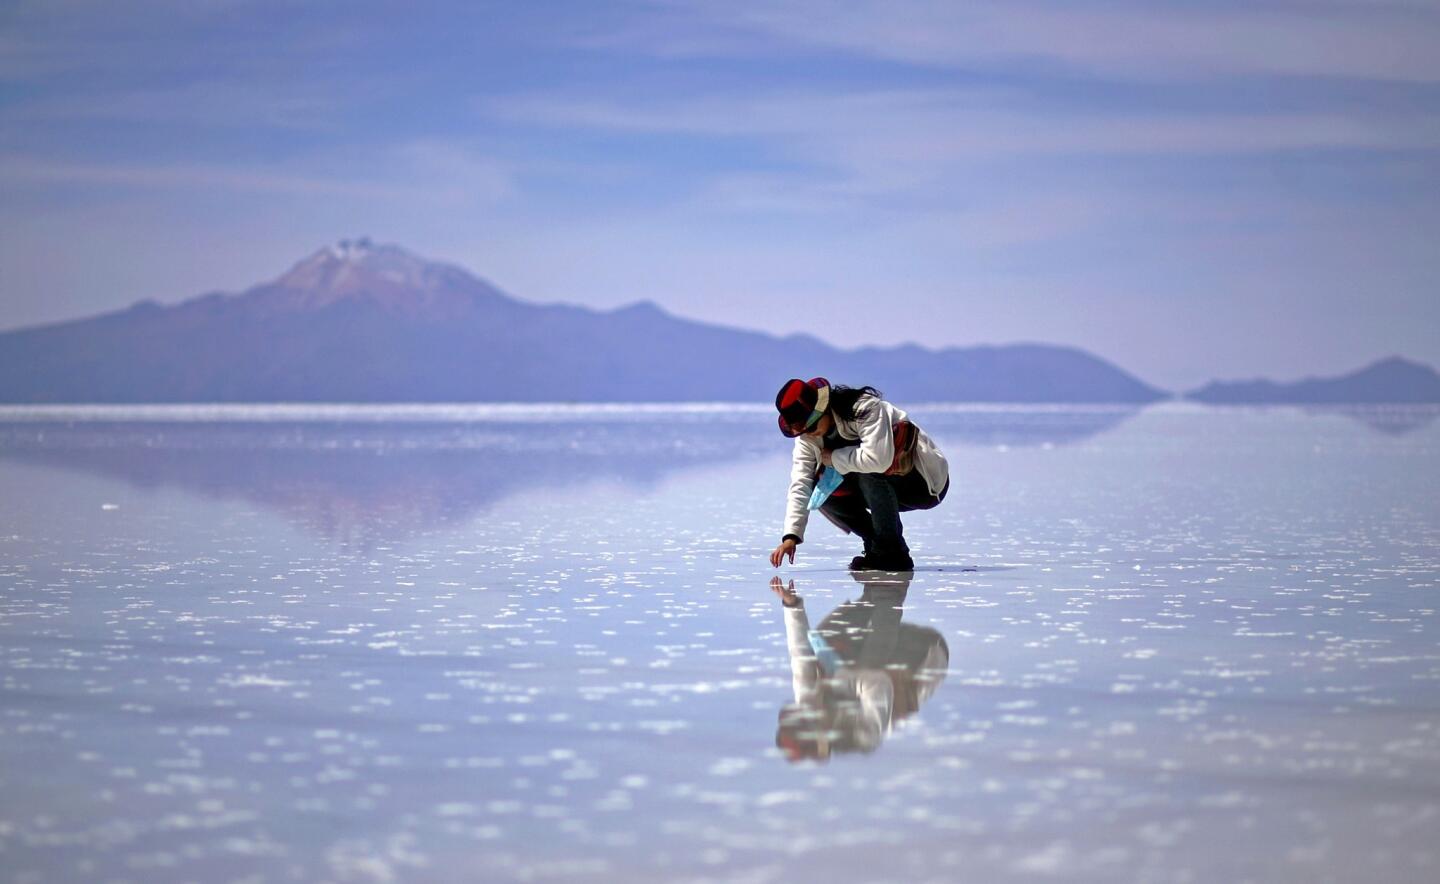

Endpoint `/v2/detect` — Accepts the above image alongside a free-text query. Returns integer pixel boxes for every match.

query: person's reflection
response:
[770,572,948,761]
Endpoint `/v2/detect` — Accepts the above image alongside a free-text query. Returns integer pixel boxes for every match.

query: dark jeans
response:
[819,470,948,558]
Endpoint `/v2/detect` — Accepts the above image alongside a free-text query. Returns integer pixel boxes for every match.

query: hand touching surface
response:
[770,537,797,567]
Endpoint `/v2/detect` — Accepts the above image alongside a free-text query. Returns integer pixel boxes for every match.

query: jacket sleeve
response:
[783,603,821,703]
[782,437,819,541]
[830,396,895,475]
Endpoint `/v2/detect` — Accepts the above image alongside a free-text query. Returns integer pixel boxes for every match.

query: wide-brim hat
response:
[776,377,831,437]
[775,704,833,762]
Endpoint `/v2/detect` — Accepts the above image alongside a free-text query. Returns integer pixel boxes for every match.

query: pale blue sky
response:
[2,0,1438,389]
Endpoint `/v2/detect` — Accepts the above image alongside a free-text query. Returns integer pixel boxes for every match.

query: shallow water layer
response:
[1,404,1437,883]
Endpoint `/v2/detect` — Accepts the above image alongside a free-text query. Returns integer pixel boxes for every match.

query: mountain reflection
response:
[1309,405,1440,436]
[0,405,1149,551]
[919,405,1141,447]
[771,573,948,761]
[0,418,774,550]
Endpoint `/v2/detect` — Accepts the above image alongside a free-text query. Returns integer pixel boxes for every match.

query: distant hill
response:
[0,240,1167,404]
[1187,357,1440,404]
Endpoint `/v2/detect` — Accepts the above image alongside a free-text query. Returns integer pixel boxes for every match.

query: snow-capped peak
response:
[278,239,426,292]
[259,240,510,319]
[327,237,375,261]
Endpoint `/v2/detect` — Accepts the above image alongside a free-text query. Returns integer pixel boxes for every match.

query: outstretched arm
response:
[775,438,819,560]
[772,577,820,702]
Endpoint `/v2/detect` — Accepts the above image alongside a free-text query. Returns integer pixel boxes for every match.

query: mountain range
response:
[1,240,1433,404]
[1186,356,1440,404]
[0,240,1168,404]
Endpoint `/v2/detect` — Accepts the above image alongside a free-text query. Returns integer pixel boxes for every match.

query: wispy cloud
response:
[0,157,406,198]
[2,81,349,130]
[384,140,516,205]
[492,87,1440,155]
[624,0,1440,83]
[488,85,1440,224]
[0,0,372,81]
[0,139,515,205]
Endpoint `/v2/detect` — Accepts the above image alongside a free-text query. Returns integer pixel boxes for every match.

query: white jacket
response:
[782,395,949,542]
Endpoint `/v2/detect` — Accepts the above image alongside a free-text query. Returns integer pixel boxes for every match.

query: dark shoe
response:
[866,552,914,572]
[850,552,914,571]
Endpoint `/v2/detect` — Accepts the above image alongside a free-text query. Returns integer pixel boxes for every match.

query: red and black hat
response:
[775,704,833,762]
[775,377,831,437]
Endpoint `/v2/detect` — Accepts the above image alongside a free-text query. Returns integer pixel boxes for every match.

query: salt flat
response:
[1,404,1437,882]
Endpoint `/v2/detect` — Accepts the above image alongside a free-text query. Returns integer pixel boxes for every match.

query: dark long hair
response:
[828,384,883,421]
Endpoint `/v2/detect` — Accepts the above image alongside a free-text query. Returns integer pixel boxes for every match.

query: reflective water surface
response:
[1,404,1437,882]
